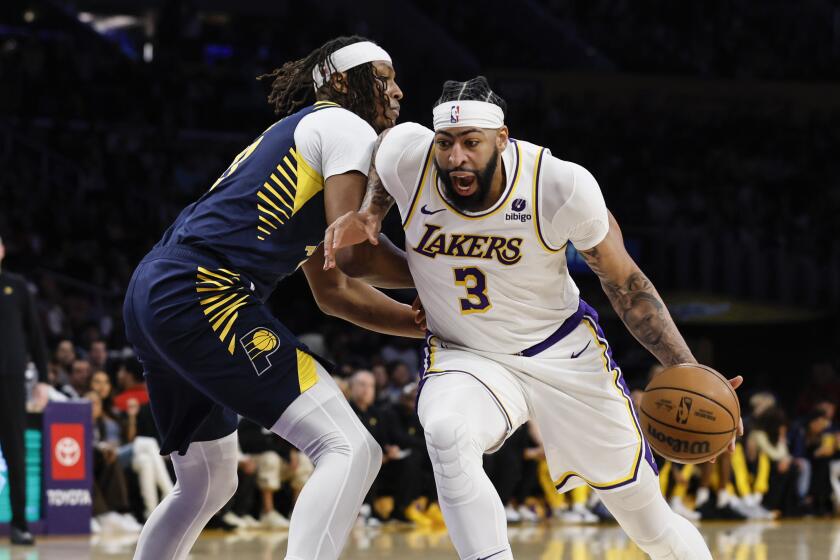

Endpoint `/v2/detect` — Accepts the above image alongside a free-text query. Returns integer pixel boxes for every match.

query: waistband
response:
[144,244,231,268]
[517,299,597,357]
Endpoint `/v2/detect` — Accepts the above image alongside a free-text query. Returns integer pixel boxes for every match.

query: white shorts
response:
[418,301,657,493]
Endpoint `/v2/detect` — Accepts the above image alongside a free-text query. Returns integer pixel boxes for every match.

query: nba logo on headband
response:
[450,105,460,124]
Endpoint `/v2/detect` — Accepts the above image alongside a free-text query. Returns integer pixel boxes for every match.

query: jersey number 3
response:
[453,267,491,314]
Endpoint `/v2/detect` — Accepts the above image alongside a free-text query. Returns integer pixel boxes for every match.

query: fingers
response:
[412,296,422,311]
[737,417,744,436]
[728,375,744,390]
[323,226,336,270]
[366,225,380,245]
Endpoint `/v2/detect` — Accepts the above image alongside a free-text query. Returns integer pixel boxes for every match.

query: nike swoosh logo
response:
[477,551,506,560]
[571,340,591,359]
[420,204,446,215]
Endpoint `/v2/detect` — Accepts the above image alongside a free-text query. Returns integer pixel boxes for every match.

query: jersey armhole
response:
[401,141,435,229]
[532,147,566,253]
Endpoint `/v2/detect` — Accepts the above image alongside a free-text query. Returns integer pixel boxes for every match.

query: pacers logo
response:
[676,396,693,425]
[240,328,280,376]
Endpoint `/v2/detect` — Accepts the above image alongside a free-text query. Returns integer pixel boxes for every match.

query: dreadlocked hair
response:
[257,35,386,128]
[434,76,507,114]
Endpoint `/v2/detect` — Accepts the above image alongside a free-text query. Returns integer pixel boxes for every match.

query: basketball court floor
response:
[2,519,839,559]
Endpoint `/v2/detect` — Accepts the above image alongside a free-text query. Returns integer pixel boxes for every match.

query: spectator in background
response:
[88,390,142,534]
[53,338,76,386]
[349,370,429,526]
[370,363,389,406]
[90,370,115,412]
[804,408,835,515]
[237,418,313,529]
[382,361,413,404]
[88,339,111,376]
[746,406,800,517]
[61,359,92,399]
[113,358,149,412]
[119,397,173,520]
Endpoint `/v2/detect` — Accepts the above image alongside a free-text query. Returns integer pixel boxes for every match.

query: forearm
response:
[580,213,695,367]
[359,138,395,219]
[327,278,422,338]
[599,265,695,366]
[337,235,414,288]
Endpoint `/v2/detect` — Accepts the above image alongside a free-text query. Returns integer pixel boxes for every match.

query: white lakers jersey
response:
[376,123,609,354]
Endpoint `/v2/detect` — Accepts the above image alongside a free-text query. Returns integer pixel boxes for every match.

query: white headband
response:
[433,100,504,131]
[312,41,392,89]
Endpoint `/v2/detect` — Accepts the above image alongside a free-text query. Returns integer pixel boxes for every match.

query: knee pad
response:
[360,431,382,484]
[173,434,239,511]
[423,413,480,505]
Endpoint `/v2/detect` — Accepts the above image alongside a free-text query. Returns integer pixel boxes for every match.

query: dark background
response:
[1,0,839,410]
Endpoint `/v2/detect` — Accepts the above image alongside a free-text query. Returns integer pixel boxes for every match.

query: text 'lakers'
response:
[412,224,522,265]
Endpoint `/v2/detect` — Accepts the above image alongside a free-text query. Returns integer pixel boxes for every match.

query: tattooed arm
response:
[323,129,414,287]
[579,211,696,366]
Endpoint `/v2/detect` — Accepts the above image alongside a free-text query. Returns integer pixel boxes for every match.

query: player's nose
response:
[449,143,467,166]
[390,81,403,101]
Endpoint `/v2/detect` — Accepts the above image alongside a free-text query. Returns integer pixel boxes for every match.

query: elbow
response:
[335,246,367,279]
[313,290,345,319]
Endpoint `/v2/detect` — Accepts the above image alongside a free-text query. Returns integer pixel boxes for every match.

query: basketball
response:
[639,364,740,464]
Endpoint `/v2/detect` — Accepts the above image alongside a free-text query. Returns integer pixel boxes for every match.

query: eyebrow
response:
[435,128,484,139]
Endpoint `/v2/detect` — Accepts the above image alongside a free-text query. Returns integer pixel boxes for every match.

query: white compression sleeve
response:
[418,373,512,560]
[272,369,382,560]
[596,463,712,560]
[133,431,239,560]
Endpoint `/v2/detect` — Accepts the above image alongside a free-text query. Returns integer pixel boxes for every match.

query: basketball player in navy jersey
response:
[124,37,420,560]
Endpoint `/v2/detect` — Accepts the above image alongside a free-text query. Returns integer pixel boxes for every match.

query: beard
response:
[434,148,500,213]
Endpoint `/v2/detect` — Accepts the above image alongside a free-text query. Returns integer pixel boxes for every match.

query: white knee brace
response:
[424,413,482,505]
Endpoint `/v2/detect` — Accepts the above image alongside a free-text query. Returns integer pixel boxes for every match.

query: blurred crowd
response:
[27,335,840,534]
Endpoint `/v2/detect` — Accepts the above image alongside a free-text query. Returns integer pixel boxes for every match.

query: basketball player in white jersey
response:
[325,76,743,560]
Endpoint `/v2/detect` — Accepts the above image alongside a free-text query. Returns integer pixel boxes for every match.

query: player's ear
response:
[495,126,509,150]
[330,72,350,94]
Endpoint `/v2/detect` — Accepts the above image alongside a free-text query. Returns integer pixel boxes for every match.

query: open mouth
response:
[450,172,477,196]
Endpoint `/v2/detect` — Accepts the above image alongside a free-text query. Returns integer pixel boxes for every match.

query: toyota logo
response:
[55,437,81,467]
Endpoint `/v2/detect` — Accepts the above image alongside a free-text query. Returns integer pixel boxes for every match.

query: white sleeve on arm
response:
[539,154,609,251]
[294,109,377,179]
[374,122,435,218]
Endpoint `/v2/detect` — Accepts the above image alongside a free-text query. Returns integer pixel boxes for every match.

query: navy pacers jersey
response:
[158,101,340,300]
[123,100,365,455]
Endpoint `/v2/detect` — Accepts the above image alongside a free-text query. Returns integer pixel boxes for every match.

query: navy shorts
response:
[123,245,322,455]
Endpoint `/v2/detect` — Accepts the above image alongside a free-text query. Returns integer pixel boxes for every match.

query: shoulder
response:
[377,122,434,165]
[534,151,581,197]
[296,106,376,140]
[381,122,434,150]
[540,148,592,192]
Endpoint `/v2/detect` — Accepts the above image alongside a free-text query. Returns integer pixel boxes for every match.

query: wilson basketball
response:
[639,364,740,464]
